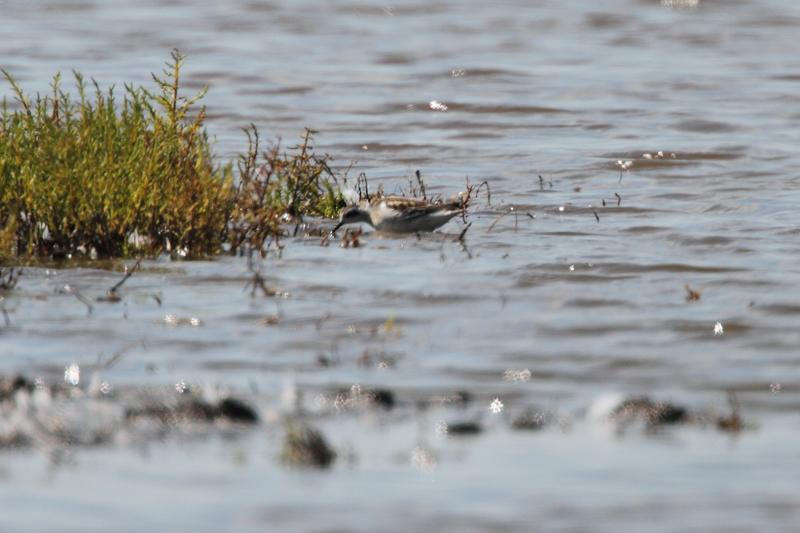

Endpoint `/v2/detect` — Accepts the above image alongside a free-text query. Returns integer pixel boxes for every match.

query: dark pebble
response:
[0,375,34,401]
[367,389,395,410]
[218,397,259,423]
[613,397,688,426]
[447,421,482,435]
[281,423,336,468]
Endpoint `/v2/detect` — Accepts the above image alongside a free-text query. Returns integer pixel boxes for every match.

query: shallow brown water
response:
[2,0,800,531]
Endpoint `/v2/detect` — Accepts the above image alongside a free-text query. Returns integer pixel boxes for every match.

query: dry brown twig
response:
[97,258,142,303]
[245,253,281,297]
[717,391,744,433]
[60,284,93,315]
[487,211,510,233]
[414,169,427,201]
[685,284,702,302]
[0,267,21,291]
[456,222,473,259]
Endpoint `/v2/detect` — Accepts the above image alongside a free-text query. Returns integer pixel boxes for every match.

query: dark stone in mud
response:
[0,375,34,401]
[218,397,259,423]
[447,421,482,435]
[281,423,336,468]
[451,390,471,405]
[366,389,395,410]
[0,430,32,449]
[0,375,261,453]
[652,404,686,424]
[612,397,688,426]
[333,387,395,410]
[315,354,337,367]
[126,397,259,425]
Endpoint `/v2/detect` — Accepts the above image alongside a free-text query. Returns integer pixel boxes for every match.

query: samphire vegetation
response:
[0,51,345,260]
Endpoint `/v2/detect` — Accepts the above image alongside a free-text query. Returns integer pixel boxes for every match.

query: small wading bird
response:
[332,196,465,235]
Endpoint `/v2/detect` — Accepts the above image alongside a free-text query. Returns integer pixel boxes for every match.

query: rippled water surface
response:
[2,0,800,531]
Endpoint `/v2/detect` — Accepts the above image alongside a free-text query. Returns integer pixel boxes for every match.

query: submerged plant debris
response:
[609,396,688,428]
[280,422,336,468]
[0,366,761,470]
[0,266,20,290]
[0,374,260,451]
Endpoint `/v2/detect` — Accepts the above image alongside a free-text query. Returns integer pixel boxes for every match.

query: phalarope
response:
[332,196,464,234]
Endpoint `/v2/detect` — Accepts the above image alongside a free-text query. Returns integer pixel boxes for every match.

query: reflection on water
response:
[2,0,800,530]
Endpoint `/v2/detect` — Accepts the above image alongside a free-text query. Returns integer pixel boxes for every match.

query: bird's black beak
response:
[331,220,344,236]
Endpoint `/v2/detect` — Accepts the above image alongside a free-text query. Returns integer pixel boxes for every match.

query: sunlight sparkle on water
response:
[661,0,699,8]
[503,369,531,382]
[64,362,80,386]
[489,397,504,414]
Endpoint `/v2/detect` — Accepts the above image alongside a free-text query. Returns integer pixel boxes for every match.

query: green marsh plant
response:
[0,51,345,260]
